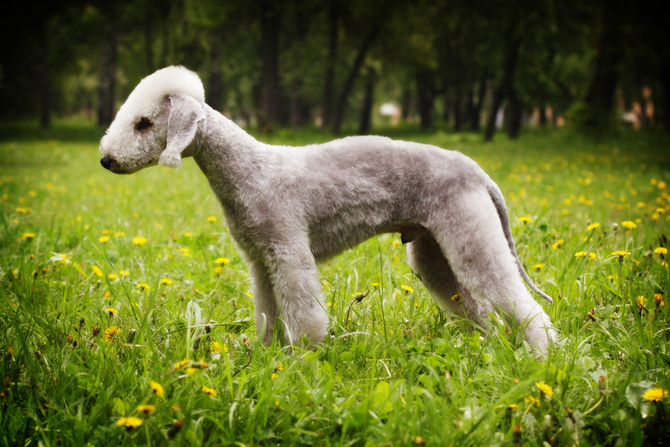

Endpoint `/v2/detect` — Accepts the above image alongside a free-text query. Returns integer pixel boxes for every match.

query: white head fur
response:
[100,66,206,173]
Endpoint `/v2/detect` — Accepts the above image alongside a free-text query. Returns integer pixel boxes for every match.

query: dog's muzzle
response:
[100,156,113,171]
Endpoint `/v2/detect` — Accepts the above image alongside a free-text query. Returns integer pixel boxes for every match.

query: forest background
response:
[1,0,669,137]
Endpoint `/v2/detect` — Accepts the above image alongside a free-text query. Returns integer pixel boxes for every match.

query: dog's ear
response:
[159,94,205,169]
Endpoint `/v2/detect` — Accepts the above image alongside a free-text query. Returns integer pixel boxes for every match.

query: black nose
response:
[101,156,113,170]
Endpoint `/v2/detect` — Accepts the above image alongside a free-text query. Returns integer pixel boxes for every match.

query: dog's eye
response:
[135,117,153,132]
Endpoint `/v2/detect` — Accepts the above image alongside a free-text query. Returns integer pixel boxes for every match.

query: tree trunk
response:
[506,91,522,139]
[321,0,338,130]
[463,87,474,131]
[358,68,375,135]
[453,87,463,132]
[401,86,412,121]
[470,78,486,132]
[582,0,623,128]
[416,70,435,131]
[38,24,51,128]
[484,83,504,142]
[97,22,118,127]
[258,4,282,132]
[660,58,670,131]
[208,32,225,112]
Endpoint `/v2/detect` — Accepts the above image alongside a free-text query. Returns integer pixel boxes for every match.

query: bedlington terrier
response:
[99,66,556,353]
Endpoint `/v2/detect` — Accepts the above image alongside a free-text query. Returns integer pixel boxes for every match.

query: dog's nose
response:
[100,156,113,170]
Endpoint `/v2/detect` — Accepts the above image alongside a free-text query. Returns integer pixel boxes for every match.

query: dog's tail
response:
[487,182,554,304]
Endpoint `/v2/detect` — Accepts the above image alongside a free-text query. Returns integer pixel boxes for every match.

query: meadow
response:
[0,123,669,446]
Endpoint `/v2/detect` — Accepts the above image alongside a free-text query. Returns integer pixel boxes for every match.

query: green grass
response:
[1,124,669,446]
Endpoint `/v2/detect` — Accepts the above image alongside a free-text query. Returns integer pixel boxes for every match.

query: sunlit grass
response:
[1,127,669,445]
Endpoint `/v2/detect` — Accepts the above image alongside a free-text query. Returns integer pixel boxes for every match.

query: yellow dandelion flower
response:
[371,282,381,288]
[637,296,647,312]
[589,252,597,260]
[16,207,29,213]
[207,216,218,223]
[22,233,36,241]
[637,202,646,208]
[587,222,600,231]
[214,257,230,265]
[524,395,540,407]
[150,381,165,398]
[108,273,119,280]
[92,266,104,277]
[575,251,588,258]
[211,342,222,353]
[174,359,190,369]
[116,416,143,429]
[643,387,669,402]
[531,264,544,270]
[621,221,637,230]
[105,308,118,317]
[184,232,192,238]
[658,181,667,189]
[270,373,279,380]
[99,236,111,243]
[612,250,630,260]
[536,382,554,398]
[202,386,217,397]
[508,404,519,410]
[115,231,126,237]
[132,236,148,245]
[136,283,151,291]
[401,285,414,294]
[551,239,564,250]
[136,404,156,415]
[277,362,284,372]
[160,278,173,285]
[103,291,111,298]
[104,326,121,343]
[392,239,401,248]
[518,216,533,224]
[654,247,667,256]
[186,367,197,375]
[119,270,130,277]
[52,253,72,264]
[451,293,462,303]
[214,266,223,275]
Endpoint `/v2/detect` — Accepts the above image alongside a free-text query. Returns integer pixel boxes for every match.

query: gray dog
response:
[100,66,555,353]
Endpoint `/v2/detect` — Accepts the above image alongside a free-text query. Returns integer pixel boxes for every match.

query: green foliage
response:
[1,127,669,445]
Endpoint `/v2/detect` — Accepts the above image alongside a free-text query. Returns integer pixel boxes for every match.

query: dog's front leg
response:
[265,243,329,347]
[248,260,278,345]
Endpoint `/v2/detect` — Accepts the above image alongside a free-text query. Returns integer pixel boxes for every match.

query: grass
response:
[1,122,669,446]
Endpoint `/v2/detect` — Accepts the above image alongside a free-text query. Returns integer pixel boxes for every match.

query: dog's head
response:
[99,66,206,174]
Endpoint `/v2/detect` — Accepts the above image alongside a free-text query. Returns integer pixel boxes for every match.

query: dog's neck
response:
[192,104,265,206]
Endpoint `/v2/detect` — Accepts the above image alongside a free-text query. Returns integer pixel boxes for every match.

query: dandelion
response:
[92,266,104,277]
[160,278,173,286]
[116,416,143,429]
[136,404,156,415]
[174,359,190,369]
[214,257,230,265]
[214,266,223,275]
[637,296,647,313]
[104,326,121,343]
[401,285,414,294]
[587,222,600,231]
[150,381,165,398]
[536,382,554,398]
[202,386,217,397]
[270,373,279,380]
[371,282,381,288]
[518,216,533,224]
[277,362,284,372]
[211,341,222,353]
[392,240,401,248]
[99,236,111,243]
[654,247,667,259]
[51,253,72,264]
[524,395,540,407]
[186,367,197,375]
[115,231,126,237]
[21,233,36,241]
[16,207,29,213]
[136,283,151,291]
[132,236,148,246]
[108,273,119,280]
[621,221,637,230]
[105,308,118,317]
[451,293,462,303]
[508,404,519,410]
[643,387,669,402]
[207,216,218,223]
[119,270,130,277]
[612,250,630,262]
[531,264,544,271]
[551,239,564,250]
[575,251,596,260]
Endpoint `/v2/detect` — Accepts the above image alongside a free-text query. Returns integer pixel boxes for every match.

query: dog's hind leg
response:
[427,188,555,353]
[406,232,494,329]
